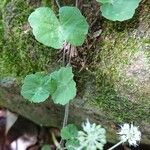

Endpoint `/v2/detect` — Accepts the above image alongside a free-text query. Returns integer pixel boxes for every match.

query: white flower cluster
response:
[68,121,141,150]
[118,123,141,146]
[77,119,106,150]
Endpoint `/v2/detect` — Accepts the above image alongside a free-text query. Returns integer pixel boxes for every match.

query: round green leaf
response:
[28,7,89,49]
[99,0,140,21]
[59,6,89,46]
[51,67,77,105]
[28,7,64,49]
[65,140,80,150]
[61,124,78,140]
[21,72,52,103]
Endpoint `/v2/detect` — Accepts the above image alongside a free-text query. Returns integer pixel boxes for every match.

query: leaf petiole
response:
[108,140,124,150]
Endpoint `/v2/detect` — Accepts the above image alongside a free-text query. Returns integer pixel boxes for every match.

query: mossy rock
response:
[0,0,58,79]
[88,1,150,122]
[0,0,150,145]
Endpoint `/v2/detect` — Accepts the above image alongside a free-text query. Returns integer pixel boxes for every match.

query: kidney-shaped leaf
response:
[51,67,76,105]
[28,7,89,49]
[61,124,78,140]
[59,6,89,46]
[28,7,64,49]
[21,72,52,103]
[98,0,140,21]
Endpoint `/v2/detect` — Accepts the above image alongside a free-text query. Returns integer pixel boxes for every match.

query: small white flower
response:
[77,119,106,150]
[118,123,141,146]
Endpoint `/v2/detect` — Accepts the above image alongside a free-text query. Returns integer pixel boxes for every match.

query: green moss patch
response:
[0,0,57,79]
[88,1,150,123]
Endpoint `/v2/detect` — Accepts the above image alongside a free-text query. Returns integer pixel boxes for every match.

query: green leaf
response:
[61,124,78,140]
[41,145,51,150]
[97,0,112,4]
[21,72,52,103]
[28,7,63,49]
[98,0,140,21]
[51,67,76,105]
[61,124,80,150]
[28,7,89,49]
[59,6,89,46]
[21,67,76,104]
[65,140,80,150]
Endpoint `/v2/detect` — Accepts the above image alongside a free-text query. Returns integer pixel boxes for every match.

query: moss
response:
[0,0,58,79]
[0,19,3,47]
[90,36,150,122]
[87,1,150,123]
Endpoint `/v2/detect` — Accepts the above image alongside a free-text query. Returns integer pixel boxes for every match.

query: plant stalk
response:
[62,103,69,128]
[55,0,60,8]
[108,141,124,150]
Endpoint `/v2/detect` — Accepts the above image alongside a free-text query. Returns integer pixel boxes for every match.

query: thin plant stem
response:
[62,43,71,128]
[62,103,69,128]
[69,48,72,65]
[76,0,78,7]
[63,47,66,66]
[59,103,70,147]
[52,132,63,150]
[108,141,124,150]
[55,0,61,8]
[59,44,70,148]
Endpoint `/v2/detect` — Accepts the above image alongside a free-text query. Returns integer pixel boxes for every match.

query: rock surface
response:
[0,0,150,145]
